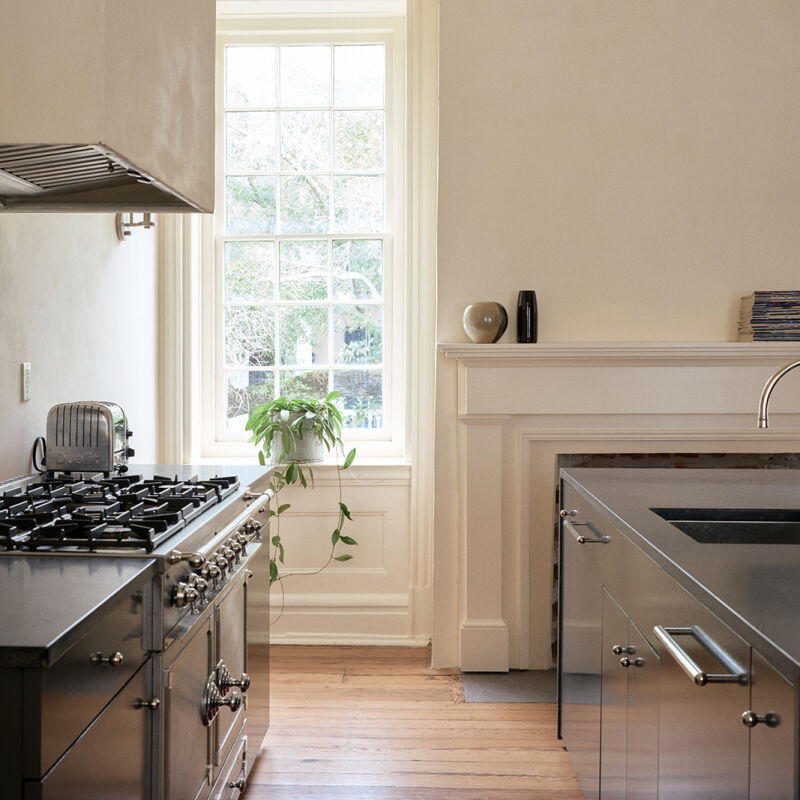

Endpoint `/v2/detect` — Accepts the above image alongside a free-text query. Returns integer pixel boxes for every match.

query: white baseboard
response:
[263,632,432,647]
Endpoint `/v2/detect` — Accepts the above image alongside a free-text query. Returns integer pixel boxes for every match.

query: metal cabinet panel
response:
[656,571,750,800]
[600,590,628,799]
[625,621,659,800]
[215,574,246,771]
[163,617,213,800]
[32,661,150,800]
[27,585,148,777]
[558,482,604,800]
[749,651,798,800]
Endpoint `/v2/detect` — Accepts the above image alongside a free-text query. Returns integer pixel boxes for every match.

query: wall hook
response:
[115,212,156,242]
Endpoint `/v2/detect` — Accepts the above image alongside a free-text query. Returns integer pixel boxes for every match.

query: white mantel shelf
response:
[438,341,800,366]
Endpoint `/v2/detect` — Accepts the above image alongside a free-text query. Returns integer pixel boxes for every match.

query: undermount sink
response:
[650,507,800,544]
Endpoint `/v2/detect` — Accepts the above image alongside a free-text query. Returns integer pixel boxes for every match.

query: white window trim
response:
[198,16,406,461]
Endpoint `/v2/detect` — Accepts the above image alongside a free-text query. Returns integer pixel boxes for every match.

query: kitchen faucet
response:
[757,360,800,428]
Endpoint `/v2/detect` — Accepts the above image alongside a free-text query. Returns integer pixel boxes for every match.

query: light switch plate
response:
[21,362,31,401]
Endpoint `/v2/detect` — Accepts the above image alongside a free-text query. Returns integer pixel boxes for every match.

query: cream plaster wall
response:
[437,0,800,344]
[0,215,158,480]
[433,0,800,668]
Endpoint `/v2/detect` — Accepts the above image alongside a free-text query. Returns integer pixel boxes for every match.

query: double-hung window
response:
[209,18,404,458]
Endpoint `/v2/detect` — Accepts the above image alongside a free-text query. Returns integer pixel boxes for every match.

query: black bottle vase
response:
[517,290,538,343]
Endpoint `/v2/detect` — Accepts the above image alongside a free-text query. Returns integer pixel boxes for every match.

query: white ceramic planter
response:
[270,413,325,464]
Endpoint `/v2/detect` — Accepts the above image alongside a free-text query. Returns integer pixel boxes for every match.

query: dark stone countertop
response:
[0,556,156,669]
[561,467,800,679]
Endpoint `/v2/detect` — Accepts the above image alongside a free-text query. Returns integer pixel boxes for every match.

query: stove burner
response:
[0,472,240,553]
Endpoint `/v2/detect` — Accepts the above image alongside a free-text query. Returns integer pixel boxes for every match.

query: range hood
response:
[0,0,214,212]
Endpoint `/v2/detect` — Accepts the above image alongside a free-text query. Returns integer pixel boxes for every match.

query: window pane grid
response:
[221,41,387,433]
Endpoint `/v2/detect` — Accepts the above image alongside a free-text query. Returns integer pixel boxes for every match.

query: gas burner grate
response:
[0,472,238,553]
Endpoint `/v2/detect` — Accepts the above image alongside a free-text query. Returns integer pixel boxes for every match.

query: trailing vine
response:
[246,391,357,611]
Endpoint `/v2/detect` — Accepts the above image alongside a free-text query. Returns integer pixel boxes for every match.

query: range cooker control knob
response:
[214,659,251,695]
[246,519,263,539]
[167,550,206,569]
[202,678,243,726]
[222,546,236,565]
[235,532,249,555]
[214,553,229,578]
[186,573,209,605]
[229,540,243,562]
[173,582,200,614]
[203,563,222,590]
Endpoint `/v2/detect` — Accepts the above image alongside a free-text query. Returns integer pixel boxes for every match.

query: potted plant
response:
[245,391,358,593]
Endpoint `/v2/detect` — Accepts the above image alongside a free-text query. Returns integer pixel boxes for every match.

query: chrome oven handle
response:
[653,625,748,686]
[563,519,609,545]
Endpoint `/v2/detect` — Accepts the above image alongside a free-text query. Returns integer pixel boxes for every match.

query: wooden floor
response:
[245,645,583,800]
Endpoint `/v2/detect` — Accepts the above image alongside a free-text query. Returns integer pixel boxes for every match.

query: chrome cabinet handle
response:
[563,519,609,545]
[653,625,747,686]
[90,650,124,667]
[560,509,579,518]
[612,644,635,655]
[742,710,780,728]
[620,656,645,668]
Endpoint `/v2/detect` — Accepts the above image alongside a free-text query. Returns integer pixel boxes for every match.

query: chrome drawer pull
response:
[89,650,124,668]
[653,625,748,686]
[134,697,161,710]
[563,519,609,545]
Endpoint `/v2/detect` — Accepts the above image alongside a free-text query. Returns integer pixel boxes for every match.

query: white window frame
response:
[201,13,407,461]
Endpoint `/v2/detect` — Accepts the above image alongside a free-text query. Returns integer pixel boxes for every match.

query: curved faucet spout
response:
[758,360,800,428]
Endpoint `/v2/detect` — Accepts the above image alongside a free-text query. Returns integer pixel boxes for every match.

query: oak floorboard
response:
[246,645,582,799]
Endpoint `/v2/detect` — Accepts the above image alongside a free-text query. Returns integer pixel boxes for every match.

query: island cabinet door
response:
[655,572,750,800]
[600,589,628,798]
[558,484,605,800]
[748,651,798,800]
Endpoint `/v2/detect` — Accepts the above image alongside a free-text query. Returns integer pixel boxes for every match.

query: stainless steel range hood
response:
[0,0,215,213]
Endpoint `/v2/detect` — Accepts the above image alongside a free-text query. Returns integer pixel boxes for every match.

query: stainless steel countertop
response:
[0,555,156,669]
[561,467,800,679]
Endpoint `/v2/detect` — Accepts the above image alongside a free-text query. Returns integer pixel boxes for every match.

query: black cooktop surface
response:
[0,472,240,553]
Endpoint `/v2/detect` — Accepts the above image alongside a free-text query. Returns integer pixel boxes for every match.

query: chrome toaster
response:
[45,402,134,474]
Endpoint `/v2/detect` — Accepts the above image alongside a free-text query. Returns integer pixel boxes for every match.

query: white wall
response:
[434,0,800,667]
[0,214,158,480]
[437,0,800,344]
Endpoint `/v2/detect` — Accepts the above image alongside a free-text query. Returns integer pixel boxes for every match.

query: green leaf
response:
[269,559,279,584]
[326,390,341,403]
[257,450,265,466]
[271,535,281,546]
[298,468,307,488]
[342,448,356,470]
[285,462,297,483]
[339,535,358,546]
[277,503,291,514]
[331,529,341,544]
[339,502,352,520]
[333,554,353,562]
[268,508,276,518]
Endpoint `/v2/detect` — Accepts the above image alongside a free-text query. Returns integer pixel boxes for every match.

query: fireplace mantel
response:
[437,342,800,671]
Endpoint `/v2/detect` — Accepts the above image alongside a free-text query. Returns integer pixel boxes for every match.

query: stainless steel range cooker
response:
[0,464,273,800]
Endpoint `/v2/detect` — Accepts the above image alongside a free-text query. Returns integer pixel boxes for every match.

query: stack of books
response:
[738,291,800,341]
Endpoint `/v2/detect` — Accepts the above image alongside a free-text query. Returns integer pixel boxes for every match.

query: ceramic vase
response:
[462,302,508,343]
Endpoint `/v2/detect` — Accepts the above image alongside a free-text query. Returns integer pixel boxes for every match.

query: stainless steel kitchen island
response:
[558,467,800,799]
